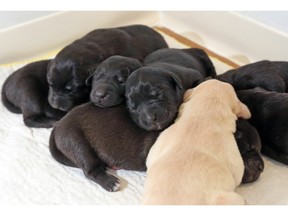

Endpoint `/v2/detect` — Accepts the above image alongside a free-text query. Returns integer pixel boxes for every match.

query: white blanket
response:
[1,33,288,205]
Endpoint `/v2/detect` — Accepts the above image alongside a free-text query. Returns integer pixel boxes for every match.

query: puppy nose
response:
[146,111,157,123]
[257,162,264,172]
[95,88,109,99]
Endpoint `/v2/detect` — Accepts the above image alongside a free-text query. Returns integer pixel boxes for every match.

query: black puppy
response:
[144,48,216,77]
[1,60,66,128]
[49,103,262,191]
[88,56,142,107]
[216,60,288,92]
[47,25,168,111]
[237,87,288,165]
[125,48,216,131]
[235,119,264,183]
[49,102,160,192]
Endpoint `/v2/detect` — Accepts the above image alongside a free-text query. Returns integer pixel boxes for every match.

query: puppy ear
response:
[169,72,184,90]
[235,100,251,119]
[183,89,194,103]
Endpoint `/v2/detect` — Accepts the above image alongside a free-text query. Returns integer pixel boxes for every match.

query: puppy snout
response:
[90,83,124,107]
[146,111,158,123]
[141,108,169,130]
[256,160,264,172]
[95,88,110,99]
[91,84,112,102]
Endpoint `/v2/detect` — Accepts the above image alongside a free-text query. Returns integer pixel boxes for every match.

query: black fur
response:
[88,56,142,107]
[237,87,288,165]
[47,25,168,111]
[216,60,288,92]
[49,102,159,192]
[235,119,264,183]
[49,103,260,191]
[125,48,216,131]
[1,60,66,128]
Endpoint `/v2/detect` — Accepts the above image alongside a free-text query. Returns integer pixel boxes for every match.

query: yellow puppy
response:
[142,79,251,205]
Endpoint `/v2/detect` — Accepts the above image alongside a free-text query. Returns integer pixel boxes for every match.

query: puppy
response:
[1,60,66,128]
[126,48,216,131]
[144,48,216,78]
[49,106,260,191]
[49,102,160,192]
[235,119,264,183]
[88,56,142,107]
[237,88,288,165]
[216,60,288,92]
[142,80,251,205]
[47,25,168,111]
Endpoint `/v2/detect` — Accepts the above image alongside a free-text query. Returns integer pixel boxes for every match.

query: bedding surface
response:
[1,32,288,205]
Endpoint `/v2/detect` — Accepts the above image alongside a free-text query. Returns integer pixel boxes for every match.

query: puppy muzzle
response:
[242,152,264,183]
[90,83,123,107]
[138,107,175,131]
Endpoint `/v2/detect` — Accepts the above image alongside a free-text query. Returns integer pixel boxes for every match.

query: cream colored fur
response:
[142,80,251,205]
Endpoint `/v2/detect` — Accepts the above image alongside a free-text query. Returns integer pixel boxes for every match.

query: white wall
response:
[0,11,56,30]
[2,11,288,34]
[0,11,287,64]
[234,11,288,34]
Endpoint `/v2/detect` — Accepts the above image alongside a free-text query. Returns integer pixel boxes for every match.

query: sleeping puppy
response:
[49,103,263,192]
[237,88,288,165]
[49,102,160,192]
[142,80,251,205]
[144,48,216,78]
[47,24,168,111]
[126,48,216,131]
[88,56,142,107]
[235,119,264,183]
[216,60,288,92]
[1,60,66,128]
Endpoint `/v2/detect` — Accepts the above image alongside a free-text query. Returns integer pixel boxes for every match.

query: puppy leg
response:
[23,106,66,128]
[56,132,120,192]
[44,101,67,120]
[23,112,60,128]
[14,83,58,127]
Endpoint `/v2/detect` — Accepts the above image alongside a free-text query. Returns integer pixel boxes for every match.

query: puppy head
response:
[125,67,185,131]
[88,56,142,107]
[47,59,91,111]
[235,119,264,183]
[206,80,251,119]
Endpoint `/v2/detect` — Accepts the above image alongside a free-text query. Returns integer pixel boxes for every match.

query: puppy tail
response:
[1,80,22,114]
[209,191,245,205]
[49,128,77,167]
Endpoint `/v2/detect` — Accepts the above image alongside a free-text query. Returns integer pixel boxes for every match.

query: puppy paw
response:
[85,165,121,192]
[91,172,120,192]
[103,174,121,192]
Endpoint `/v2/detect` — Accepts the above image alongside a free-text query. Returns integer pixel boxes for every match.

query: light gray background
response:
[0,11,288,35]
